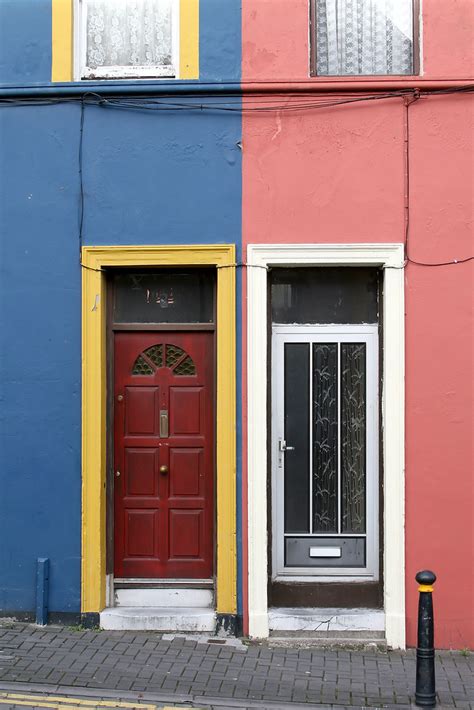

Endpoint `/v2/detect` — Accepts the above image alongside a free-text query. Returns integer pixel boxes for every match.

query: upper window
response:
[311,0,417,76]
[78,0,178,79]
[112,270,215,324]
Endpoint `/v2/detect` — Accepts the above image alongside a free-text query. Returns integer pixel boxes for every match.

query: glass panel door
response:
[272,325,379,579]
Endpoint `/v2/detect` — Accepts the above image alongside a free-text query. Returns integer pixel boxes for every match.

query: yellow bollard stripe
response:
[418,584,434,592]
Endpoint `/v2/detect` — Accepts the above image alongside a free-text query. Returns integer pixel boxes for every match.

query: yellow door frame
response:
[81,245,236,615]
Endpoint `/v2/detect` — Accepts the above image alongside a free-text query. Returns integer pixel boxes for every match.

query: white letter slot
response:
[309,547,342,558]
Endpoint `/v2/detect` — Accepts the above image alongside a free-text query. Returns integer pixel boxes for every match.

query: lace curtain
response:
[86,0,173,73]
[315,0,413,75]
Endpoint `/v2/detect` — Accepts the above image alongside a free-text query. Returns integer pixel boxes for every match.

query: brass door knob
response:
[160,465,169,475]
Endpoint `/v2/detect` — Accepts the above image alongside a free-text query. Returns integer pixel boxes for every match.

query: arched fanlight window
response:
[132,344,196,376]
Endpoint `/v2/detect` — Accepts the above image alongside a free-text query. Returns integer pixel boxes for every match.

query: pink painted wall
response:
[242,0,473,81]
[241,0,474,648]
[404,95,473,649]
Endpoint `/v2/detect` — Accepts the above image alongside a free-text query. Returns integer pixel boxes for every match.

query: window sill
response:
[81,66,176,82]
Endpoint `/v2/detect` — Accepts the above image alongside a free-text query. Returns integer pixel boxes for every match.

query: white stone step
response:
[114,587,213,608]
[100,607,216,632]
[268,607,385,634]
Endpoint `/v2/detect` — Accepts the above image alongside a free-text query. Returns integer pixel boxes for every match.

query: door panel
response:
[125,511,159,557]
[169,448,203,497]
[124,387,160,436]
[114,332,214,579]
[169,509,203,558]
[125,449,159,497]
[169,387,203,435]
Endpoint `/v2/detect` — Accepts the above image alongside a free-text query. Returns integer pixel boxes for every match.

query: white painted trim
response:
[246,243,405,649]
[105,574,114,608]
[73,0,86,82]
[171,0,180,79]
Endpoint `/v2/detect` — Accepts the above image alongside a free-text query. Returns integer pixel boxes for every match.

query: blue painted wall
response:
[0,1,242,616]
[0,105,82,613]
[80,102,241,246]
[200,0,241,83]
[0,0,52,85]
[0,0,241,86]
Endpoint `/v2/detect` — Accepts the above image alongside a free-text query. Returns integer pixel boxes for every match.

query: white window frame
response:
[74,0,180,81]
[272,325,379,581]
[247,243,405,649]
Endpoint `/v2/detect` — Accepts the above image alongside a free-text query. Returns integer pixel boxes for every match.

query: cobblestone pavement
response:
[0,623,472,709]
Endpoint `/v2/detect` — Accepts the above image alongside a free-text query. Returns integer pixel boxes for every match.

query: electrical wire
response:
[1,85,472,270]
[1,84,473,113]
[400,91,474,269]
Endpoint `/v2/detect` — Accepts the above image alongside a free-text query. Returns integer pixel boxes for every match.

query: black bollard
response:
[415,570,437,707]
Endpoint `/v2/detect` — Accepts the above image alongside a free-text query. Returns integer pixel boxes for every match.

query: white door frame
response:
[247,244,405,649]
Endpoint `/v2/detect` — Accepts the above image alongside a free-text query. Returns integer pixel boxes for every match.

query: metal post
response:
[415,570,437,707]
[36,558,50,626]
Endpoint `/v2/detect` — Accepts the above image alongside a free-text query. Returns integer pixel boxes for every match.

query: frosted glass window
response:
[341,343,366,533]
[312,343,338,533]
[314,0,414,76]
[285,342,368,536]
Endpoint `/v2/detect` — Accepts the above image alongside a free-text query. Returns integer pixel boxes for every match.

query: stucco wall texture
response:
[0,0,242,617]
[241,0,473,649]
[0,0,472,651]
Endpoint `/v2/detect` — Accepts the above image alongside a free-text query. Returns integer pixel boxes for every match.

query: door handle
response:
[278,438,295,468]
[160,465,168,475]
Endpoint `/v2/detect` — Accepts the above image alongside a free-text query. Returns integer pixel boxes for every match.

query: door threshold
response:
[114,578,214,589]
[114,585,214,609]
[101,606,217,632]
[269,607,385,634]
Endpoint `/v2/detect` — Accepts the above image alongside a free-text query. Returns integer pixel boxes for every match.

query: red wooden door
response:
[114,332,214,579]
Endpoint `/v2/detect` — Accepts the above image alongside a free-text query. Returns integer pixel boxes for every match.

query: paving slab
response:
[0,623,472,708]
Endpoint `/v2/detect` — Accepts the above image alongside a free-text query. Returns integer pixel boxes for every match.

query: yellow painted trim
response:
[51,1,198,82]
[81,245,236,615]
[180,0,199,79]
[418,585,434,593]
[52,0,73,82]
[0,692,156,709]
